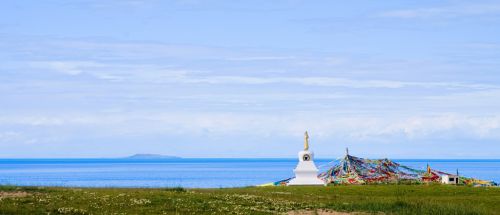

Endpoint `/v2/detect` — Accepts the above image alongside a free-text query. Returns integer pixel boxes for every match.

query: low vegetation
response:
[0,185,499,214]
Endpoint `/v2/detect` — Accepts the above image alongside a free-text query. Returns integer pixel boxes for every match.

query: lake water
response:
[0,159,498,188]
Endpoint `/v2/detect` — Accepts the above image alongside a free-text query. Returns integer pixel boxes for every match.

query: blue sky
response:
[1,0,500,158]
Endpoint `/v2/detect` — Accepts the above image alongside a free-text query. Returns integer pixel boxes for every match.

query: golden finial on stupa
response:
[304,131,309,151]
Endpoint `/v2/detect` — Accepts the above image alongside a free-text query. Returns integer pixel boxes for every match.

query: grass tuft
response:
[163,186,186,192]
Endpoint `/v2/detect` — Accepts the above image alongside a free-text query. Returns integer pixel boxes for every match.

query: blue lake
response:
[0,158,498,188]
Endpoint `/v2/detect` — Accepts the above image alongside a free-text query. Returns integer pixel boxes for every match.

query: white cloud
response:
[29,60,194,81]
[179,75,499,90]
[30,61,104,75]
[26,60,500,90]
[73,0,157,9]
[463,43,500,50]
[356,115,500,139]
[0,116,98,126]
[224,56,296,61]
[2,113,500,140]
[0,131,21,141]
[50,40,231,60]
[379,3,500,19]
[425,89,500,108]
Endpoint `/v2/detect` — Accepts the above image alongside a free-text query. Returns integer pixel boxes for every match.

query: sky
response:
[1,0,500,158]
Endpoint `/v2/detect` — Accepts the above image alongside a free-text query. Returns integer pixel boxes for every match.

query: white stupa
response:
[288,131,326,186]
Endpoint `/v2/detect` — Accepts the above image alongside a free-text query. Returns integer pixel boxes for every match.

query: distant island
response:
[124,154,181,159]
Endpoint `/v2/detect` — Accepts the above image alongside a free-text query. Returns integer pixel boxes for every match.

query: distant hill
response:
[125,154,181,159]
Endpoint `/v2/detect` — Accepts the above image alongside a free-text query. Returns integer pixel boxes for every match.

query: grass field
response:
[0,185,499,214]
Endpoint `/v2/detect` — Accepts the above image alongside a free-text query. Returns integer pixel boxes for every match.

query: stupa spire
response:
[304,131,309,151]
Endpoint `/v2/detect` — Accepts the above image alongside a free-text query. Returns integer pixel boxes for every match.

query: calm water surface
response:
[0,159,498,188]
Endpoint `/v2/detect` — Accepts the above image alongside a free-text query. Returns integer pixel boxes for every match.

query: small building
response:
[441,174,459,184]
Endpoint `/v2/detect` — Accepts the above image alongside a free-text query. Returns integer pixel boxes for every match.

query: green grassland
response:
[0,185,499,214]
